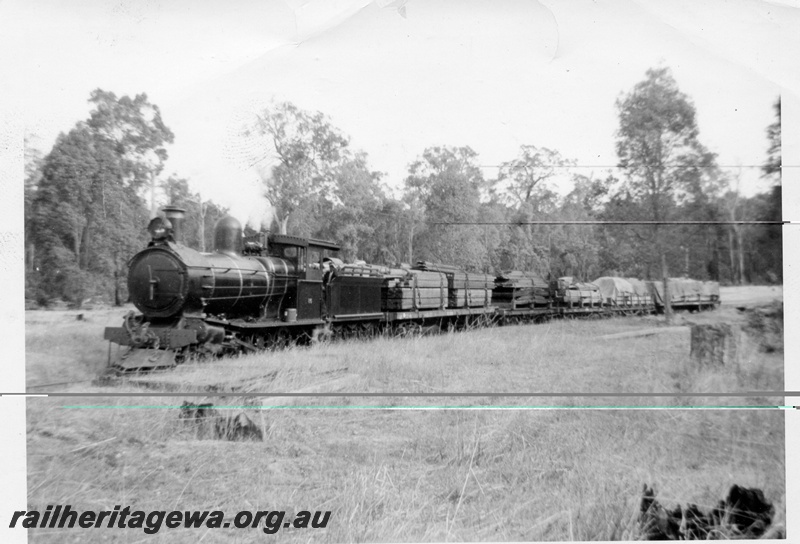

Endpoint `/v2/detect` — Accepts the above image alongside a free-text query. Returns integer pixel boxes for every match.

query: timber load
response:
[647,278,720,308]
[382,269,448,310]
[553,277,603,307]
[593,276,652,307]
[414,261,494,308]
[494,271,550,308]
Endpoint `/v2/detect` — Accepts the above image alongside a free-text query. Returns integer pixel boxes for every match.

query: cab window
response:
[283,247,297,258]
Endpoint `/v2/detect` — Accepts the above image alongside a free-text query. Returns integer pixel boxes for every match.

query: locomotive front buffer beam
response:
[108,347,178,373]
[103,326,199,373]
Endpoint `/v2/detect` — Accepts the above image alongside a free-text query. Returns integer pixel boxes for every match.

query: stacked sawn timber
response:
[494,271,550,307]
[382,269,448,311]
[414,262,494,308]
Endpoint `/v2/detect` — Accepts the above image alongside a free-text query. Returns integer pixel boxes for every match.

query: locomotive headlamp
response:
[147,217,173,241]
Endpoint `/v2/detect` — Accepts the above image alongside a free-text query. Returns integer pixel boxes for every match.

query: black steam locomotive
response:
[104,207,720,372]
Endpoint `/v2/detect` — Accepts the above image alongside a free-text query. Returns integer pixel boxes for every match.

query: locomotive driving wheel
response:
[312,324,333,344]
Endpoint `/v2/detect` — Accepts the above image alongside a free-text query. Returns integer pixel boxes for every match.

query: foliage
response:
[763,98,781,180]
[488,146,574,275]
[495,145,573,208]
[611,67,725,283]
[250,102,350,234]
[754,98,782,282]
[319,152,387,262]
[405,146,488,270]
[161,176,228,252]
[615,67,709,221]
[24,135,44,275]
[27,91,173,306]
[86,90,174,184]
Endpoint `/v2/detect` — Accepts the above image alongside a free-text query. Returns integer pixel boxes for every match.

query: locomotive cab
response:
[267,234,340,321]
[266,234,339,279]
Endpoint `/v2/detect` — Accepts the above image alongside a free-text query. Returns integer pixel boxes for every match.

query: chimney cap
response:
[162,205,186,217]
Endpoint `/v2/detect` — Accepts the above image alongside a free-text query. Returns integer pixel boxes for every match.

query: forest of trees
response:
[24,68,782,308]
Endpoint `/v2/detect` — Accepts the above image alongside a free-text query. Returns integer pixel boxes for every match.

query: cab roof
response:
[268,233,340,251]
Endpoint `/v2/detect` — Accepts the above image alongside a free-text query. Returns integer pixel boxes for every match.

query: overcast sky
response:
[7,0,800,227]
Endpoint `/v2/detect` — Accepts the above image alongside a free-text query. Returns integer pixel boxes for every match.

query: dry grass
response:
[26,400,784,542]
[26,306,131,388]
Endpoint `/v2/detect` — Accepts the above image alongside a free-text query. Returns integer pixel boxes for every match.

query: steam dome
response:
[214,215,243,255]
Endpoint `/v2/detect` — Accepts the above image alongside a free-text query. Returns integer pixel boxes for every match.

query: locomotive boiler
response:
[127,211,296,320]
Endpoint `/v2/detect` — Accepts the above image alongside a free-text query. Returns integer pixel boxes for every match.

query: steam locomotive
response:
[104,206,720,372]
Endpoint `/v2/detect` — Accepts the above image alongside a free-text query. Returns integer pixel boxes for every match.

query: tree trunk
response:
[407,223,414,264]
[662,253,672,324]
[74,226,81,261]
[150,171,157,219]
[199,201,207,252]
[727,228,735,284]
[79,221,92,270]
[683,246,689,277]
[736,226,745,285]
[114,266,121,306]
[26,242,34,273]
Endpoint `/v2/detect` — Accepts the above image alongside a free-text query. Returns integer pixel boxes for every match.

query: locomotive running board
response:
[110,348,177,373]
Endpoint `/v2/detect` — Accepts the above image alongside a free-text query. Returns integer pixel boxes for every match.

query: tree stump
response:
[690,324,741,367]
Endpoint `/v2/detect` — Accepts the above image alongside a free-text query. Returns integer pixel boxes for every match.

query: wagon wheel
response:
[296,329,314,346]
[395,322,417,338]
[345,323,361,340]
[360,322,376,339]
[394,323,409,338]
[269,328,291,349]
[356,322,373,339]
[330,324,346,340]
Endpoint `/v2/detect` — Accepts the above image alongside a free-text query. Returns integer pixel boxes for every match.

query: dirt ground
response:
[719,285,782,307]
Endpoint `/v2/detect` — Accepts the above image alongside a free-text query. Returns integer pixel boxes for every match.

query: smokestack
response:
[162,206,186,244]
